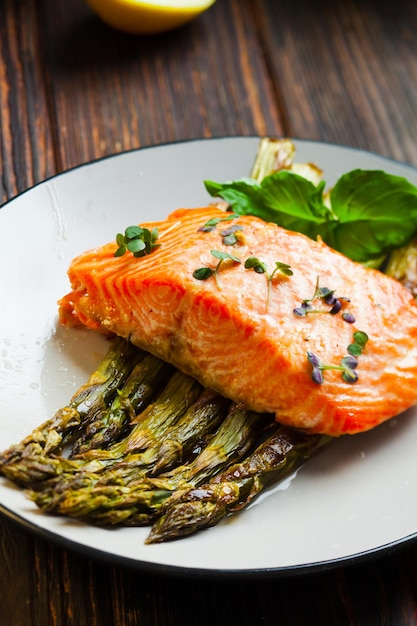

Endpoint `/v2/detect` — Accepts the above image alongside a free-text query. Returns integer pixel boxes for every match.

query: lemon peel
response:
[86,0,216,35]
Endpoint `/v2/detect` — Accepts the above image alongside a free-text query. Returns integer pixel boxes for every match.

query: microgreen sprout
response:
[244,257,293,310]
[307,330,368,385]
[307,351,359,385]
[198,213,240,233]
[347,330,369,356]
[115,226,159,258]
[339,356,360,383]
[294,276,351,319]
[219,224,244,246]
[193,249,242,289]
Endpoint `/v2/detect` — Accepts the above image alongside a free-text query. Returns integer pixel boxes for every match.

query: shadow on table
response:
[48,14,203,74]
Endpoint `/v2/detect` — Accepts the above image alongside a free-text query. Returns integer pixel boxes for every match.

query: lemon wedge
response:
[86,0,216,35]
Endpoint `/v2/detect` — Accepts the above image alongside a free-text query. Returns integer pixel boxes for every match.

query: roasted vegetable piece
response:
[384,234,417,299]
[71,353,174,456]
[250,136,323,185]
[29,404,270,525]
[147,388,231,475]
[11,368,202,492]
[30,387,229,508]
[146,426,331,542]
[0,337,143,479]
[79,369,203,461]
[0,356,175,488]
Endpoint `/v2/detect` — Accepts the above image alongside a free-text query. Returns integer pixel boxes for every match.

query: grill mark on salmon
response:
[58,207,417,436]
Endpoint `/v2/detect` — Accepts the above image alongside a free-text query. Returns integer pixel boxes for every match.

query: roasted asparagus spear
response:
[30,404,270,525]
[70,353,173,456]
[0,337,142,474]
[78,369,203,461]
[0,354,174,487]
[29,387,229,506]
[147,426,331,543]
[4,368,201,489]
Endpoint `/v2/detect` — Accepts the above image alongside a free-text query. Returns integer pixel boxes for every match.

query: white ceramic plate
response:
[1,137,417,577]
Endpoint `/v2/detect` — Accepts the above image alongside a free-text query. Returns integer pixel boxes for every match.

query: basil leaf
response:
[205,168,417,264]
[204,178,266,216]
[205,172,334,241]
[259,172,329,223]
[328,170,417,262]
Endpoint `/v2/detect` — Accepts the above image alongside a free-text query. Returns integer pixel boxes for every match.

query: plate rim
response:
[1,497,416,578]
[3,133,417,213]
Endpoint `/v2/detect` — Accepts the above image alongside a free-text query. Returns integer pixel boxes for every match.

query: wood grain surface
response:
[1,0,417,624]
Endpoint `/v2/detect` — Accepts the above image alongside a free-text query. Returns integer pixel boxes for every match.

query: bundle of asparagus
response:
[0,339,328,539]
[1,137,415,543]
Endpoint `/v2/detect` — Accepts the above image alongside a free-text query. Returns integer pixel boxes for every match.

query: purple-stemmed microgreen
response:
[307,351,359,384]
[193,249,242,289]
[244,257,293,310]
[307,330,368,385]
[198,213,241,233]
[219,224,244,246]
[294,275,353,320]
[198,214,244,247]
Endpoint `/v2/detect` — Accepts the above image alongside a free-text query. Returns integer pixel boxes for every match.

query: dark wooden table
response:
[2,0,417,624]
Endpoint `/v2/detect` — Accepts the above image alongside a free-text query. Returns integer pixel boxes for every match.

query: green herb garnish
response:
[294,276,351,318]
[347,330,369,356]
[307,330,368,385]
[219,224,244,246]
[204,169,417,265]
[115,226,159,258]
[198,213,240,233]
[307,351,359,385]
[193,250,242,288]
[244,257,293,309]
[198,214,244,245]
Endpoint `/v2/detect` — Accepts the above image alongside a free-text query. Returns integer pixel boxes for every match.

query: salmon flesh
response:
[58,207,417,436]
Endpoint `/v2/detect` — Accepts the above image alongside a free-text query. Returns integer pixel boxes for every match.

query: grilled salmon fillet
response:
[58,207,417,436]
